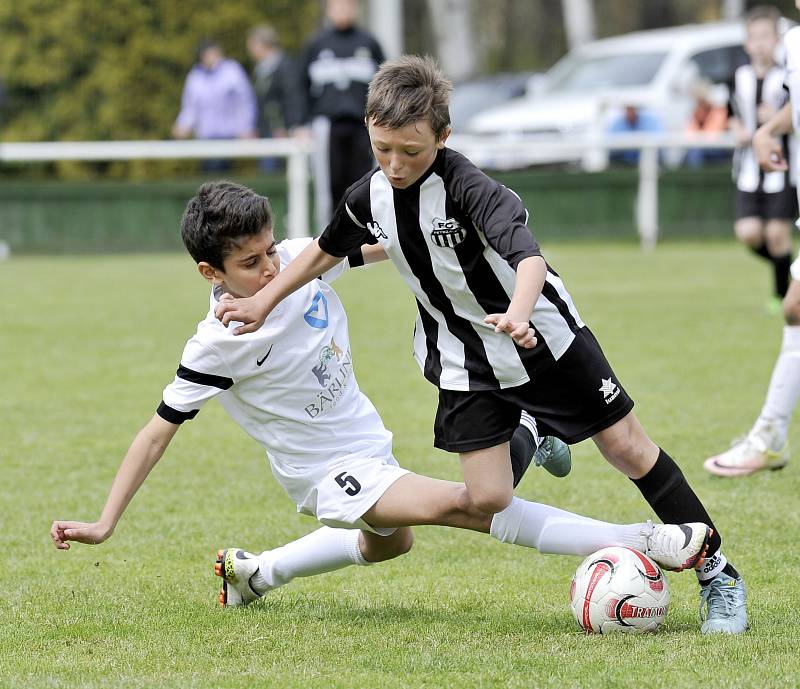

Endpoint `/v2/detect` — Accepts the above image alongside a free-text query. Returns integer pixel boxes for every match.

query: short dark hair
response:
[180,181,273,270]
[745,5,780,27]
[366,55,452,139]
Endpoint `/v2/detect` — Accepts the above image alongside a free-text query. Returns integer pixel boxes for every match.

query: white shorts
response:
[268,448,409,536]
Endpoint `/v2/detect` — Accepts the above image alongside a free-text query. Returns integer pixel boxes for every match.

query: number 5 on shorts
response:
[335,472,361,496]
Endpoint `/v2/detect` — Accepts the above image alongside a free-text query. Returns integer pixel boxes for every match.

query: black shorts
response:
[433,327,634,452]
[734,187,797,221]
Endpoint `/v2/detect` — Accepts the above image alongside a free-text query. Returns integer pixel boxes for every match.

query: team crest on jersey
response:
[431,217,466,248]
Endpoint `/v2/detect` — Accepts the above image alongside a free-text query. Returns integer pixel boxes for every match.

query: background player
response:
[706,10,800,476]
[728,5,795,313]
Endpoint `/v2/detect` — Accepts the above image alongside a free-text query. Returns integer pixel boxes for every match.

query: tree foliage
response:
[0,0,319,177]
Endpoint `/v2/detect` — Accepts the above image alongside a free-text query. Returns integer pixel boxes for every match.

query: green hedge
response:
[0,165,737,254]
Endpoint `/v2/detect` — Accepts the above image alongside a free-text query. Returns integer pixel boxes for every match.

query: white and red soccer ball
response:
[570,546,670,634]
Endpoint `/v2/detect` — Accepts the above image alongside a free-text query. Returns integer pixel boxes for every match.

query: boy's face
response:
[745,18,779,64]
[367,118,450,189]
[198,226,280,299]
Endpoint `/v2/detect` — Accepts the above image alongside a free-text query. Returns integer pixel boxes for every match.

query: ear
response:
[437,126,452,149]
[197,261,224,285]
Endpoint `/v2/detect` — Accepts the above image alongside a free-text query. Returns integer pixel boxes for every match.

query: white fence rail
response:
[0,132,736,248]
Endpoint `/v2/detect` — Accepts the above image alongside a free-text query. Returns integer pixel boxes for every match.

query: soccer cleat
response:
[765,295,783,316]
[700,572,748,634]
[642,521,711,572]
[704,434,789,477]
[214,548,263,608]
[533,436,572,478]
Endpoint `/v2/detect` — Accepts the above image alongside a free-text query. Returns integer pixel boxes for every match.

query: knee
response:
[466,487,513,516]
[364,528,414,563]
[784,297,800,325]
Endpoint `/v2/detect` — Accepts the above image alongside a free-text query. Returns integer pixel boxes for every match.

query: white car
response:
[462,22,748,168]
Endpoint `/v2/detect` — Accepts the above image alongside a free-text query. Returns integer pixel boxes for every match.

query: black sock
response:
[631,448,722,557]
[510,425,537,488]
[772,252,792,298]
[750,242,771,261]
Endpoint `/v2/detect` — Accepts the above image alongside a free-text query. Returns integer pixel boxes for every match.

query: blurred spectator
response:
[246,24,302,172]
[728,5,794,310]
[606,104,663,165]
[297,0,385,231]
[173,39,257,171]
[684,79,729,167]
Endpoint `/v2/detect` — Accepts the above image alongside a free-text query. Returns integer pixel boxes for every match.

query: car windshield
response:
[546,52,667,93]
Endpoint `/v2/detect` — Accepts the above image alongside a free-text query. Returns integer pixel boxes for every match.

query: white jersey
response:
[159,239,395,509]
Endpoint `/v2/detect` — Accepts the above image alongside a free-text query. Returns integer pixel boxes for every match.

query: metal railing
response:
[0,132,737,249]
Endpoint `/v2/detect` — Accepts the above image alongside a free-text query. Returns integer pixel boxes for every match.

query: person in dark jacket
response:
[246,24,302,171]
[297,0,385,230]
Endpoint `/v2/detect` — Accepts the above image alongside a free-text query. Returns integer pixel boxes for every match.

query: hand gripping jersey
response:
[158,239,394,510]
[318,147,585,392]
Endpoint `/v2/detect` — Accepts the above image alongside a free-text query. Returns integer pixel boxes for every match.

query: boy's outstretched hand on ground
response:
[214,293,269,335]
[51,520,111,550]
[484,313,538,349]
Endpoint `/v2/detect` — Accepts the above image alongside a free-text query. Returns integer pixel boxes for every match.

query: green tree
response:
[0,0,319,178]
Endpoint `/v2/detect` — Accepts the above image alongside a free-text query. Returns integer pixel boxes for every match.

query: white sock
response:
[490,497,647,556]
[519,410,542,448]
[752,325,800,450]
[253,527,368,592]
[696,551,728,582]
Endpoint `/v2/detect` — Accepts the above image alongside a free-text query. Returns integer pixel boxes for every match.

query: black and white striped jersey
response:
[318,147,585,392]
[731,64,791,193]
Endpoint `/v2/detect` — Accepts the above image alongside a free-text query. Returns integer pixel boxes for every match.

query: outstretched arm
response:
[51,414,179,549]
[215,238,344,334]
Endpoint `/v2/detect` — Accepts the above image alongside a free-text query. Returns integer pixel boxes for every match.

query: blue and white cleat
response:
[700,572,748,634]
[215,548,263,608]
[534,436,572,478]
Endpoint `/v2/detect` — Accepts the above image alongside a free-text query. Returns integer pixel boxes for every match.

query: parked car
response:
[463,22,749,168]
[449,72,540,132]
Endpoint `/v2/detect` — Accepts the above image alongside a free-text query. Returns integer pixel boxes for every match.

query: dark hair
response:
[745,5,780,27]
[366,55,452,139]
[180,181,273,270]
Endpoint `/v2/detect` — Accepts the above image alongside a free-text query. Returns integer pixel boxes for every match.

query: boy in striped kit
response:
[215,57,747,633]
[729,5,795,312]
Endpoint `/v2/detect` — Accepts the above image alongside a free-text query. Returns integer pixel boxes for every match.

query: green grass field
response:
[2,242,799,688]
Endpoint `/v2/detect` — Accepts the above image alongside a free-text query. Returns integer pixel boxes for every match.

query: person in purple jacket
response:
[173,39,257,171]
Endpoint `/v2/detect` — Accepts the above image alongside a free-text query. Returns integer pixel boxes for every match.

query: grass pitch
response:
[2,242,798,688]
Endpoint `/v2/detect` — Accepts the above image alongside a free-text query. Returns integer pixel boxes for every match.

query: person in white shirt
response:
[50,181,709,608]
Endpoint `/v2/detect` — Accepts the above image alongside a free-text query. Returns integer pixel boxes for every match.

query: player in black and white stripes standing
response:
[216,56,747,634]
[729,5,796,312]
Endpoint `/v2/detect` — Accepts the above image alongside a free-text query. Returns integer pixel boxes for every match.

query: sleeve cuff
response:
[157,402,200,425]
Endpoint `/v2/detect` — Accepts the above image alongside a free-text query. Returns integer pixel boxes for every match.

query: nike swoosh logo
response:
[256,344,274,366]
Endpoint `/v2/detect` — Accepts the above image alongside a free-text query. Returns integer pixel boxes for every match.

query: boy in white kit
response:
[51,181,709,607]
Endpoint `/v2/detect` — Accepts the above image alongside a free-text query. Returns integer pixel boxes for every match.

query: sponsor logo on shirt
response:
[430,217,466,248]
[305,338,352,418]
[599,377,620,405]
[367,221,387,240]
[304,290,329,329]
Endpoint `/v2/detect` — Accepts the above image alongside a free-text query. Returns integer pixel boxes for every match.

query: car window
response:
[547,52,667,93]
[691,45,748,84]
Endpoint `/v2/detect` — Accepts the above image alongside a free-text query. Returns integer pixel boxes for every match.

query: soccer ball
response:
[569,546,670,634]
